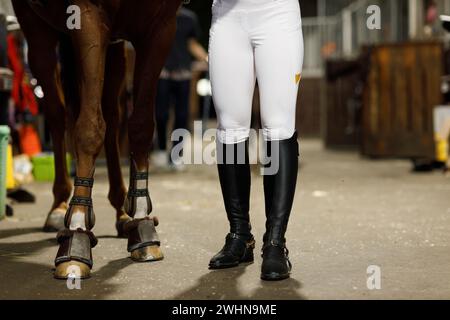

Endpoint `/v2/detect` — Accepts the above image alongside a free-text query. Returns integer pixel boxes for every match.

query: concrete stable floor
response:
[1,139,450,300]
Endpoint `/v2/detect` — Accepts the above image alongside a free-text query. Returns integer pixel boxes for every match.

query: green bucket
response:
[0,126,10,220]
[31,153,72,182]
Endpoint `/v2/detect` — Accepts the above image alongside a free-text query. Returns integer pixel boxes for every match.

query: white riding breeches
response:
[209,0,304,144]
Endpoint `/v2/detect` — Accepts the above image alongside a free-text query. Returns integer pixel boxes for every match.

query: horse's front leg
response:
[54,0,110,279]
[125,18,178,262]
[102,41,129,238]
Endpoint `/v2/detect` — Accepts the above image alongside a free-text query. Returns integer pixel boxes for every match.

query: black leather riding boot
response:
[261,132,299,281]
[209,140,255,269]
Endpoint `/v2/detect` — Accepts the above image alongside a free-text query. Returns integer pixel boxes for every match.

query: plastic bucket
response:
[31,153,72,182]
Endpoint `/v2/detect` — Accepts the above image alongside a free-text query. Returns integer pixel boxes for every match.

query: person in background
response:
[153,5,208,171]
[424,0,438,37]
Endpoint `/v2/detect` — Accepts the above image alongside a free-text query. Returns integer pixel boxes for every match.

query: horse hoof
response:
[54,261,91,280]
[43,208,66,232]
[131,245,164,262]
[116,213,132,239]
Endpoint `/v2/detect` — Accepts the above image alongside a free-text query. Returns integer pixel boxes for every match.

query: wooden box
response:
[362,41,444,158]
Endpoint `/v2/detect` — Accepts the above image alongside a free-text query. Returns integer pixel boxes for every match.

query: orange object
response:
[321,42,337,58]
[19,124,42,157]
[7,34,39,116]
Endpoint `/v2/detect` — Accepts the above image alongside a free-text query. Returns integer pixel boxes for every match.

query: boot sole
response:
[260,272,290,281]
[209,259,253,270]
[209,248,254,270]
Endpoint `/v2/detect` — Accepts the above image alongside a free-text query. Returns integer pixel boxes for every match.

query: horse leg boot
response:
[209,140,255,269]
[54,174,98,279]
[261,132,299,281]
[123,158,162,262]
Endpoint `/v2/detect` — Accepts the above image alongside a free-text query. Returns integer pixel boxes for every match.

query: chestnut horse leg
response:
[124,16,178,262]
[102,41,130,238]
[54,0,110,279]
[12,1,72,232]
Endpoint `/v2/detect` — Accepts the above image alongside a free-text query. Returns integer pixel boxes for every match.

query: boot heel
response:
[240,239,255,263]
[260,244,292,281]
[240,247,254,263]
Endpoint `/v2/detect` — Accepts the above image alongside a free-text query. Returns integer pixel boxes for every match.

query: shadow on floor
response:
[0,227,45,240]
[0,236,57,299]
[0,226,305,300]
[0,227,133,299]
[172,264,306,300]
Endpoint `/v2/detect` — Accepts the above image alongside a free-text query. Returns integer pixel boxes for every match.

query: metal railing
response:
[302,16,341,77]
[302,0,446,76]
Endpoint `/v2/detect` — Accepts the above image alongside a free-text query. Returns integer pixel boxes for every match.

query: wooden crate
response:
[362,41,444,158]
